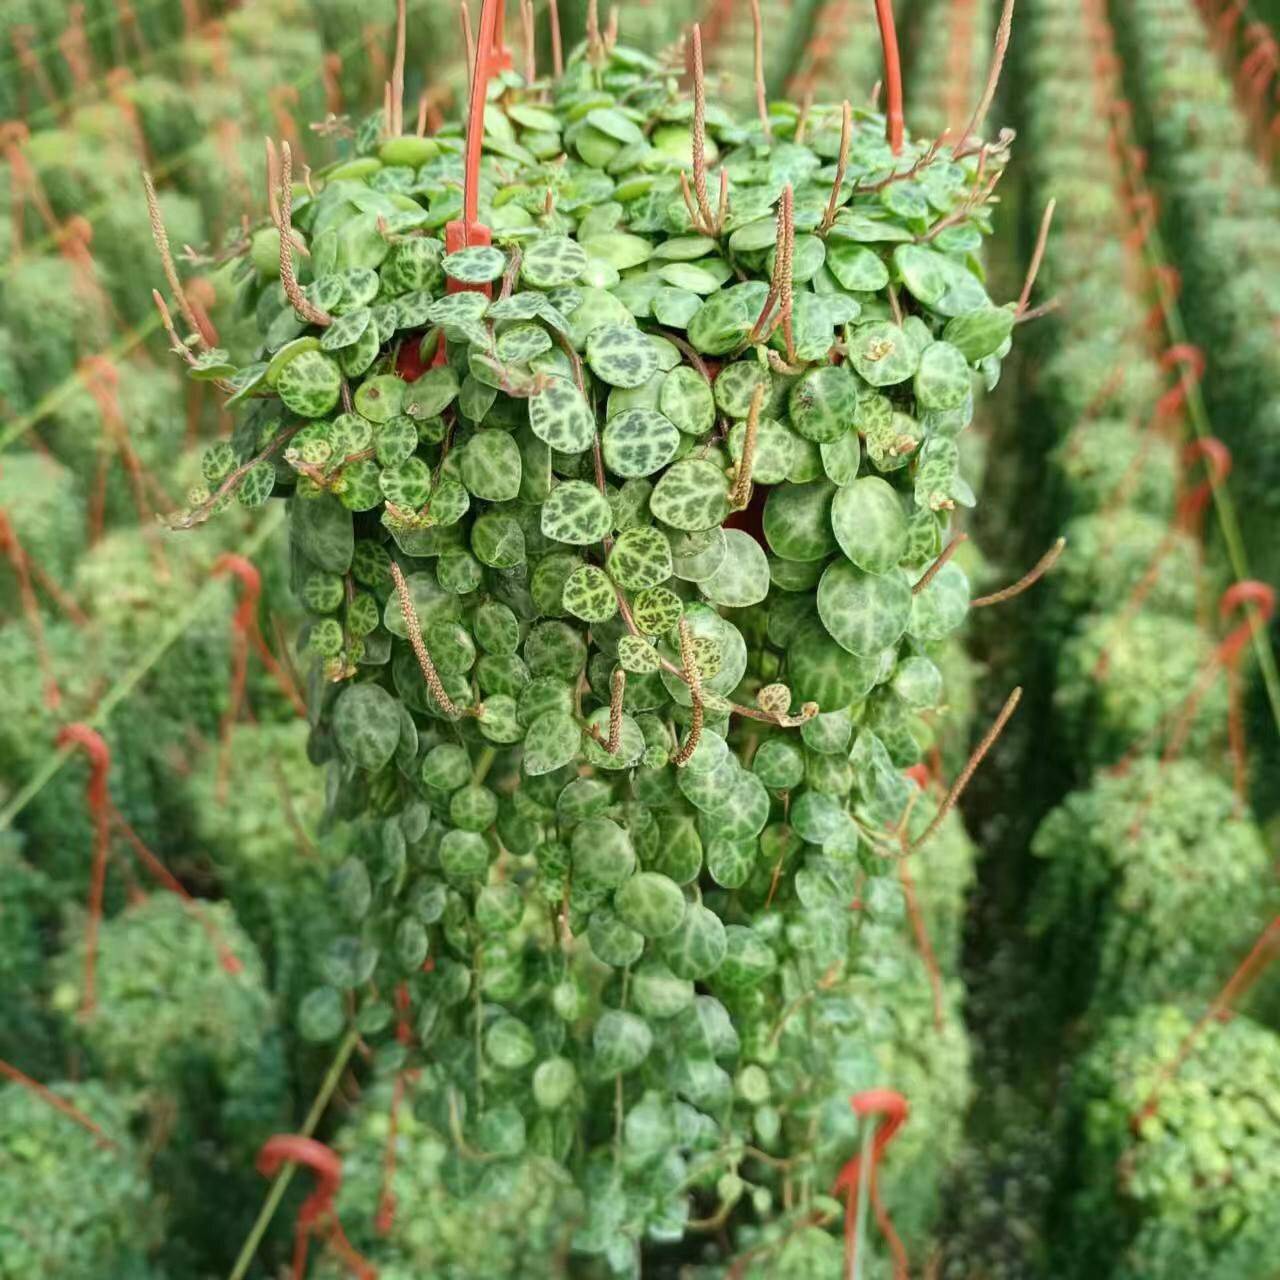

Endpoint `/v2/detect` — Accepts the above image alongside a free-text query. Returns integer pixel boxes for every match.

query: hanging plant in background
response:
[150,0,1025,1272]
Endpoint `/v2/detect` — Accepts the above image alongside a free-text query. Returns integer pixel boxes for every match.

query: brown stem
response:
[971,537,1065,607]
[548,0,563,76]
[1017,197,1056,316]
[0,1059,116,1148]
[390,0,407,135]
[730,383,764,510]
[277,142,331,326]
[690,26,716,231]
[152,290,200,368]
[820,101,852,232]
[750,0,771,141]
[142,171,205,349]
[167,424,300,529]
[959,0,1016,147]
[671,619,704,766]
[912,532,968,595]
[389,560,470,719]
[910,687,1022,851]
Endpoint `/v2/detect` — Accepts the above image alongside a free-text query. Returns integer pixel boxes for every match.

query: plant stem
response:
[226,1026,359,1280]
[850,1120,875,1280]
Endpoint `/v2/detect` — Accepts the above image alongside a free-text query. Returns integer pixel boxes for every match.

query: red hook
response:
[256,1136,376,1280]
[1153,343,1205,421]
[833,1089,911,1279]
[1218,581,1275,667]
[1176,437,1232,530]
[213,553,262,634]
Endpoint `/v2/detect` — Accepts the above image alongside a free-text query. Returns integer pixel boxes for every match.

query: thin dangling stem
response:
[390,0,407,135]
[873,0,905,154]
[730,383,764,510]
[910,688,1022,852]
[820,100,852,233]
[548,0,563,76]
[1131,916,1280,1130]
[0,1059,117,1148]
[389,561,470,719]
[971,537,1065,607]
[1016,197,1056,316]
[142,171,206,349]
[750,0,771,142]
[276,142,331,326]
[671,620,704,766]
[960,0,1015,147]
[690,26,716,231]
[913,533,969,595]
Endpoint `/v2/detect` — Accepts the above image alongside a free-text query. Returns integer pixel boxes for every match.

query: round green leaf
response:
[602,408,680,477]
[542,480,613,545]
[461,430,523,501]
[698,528,770,607]
[276,350,341,418]
[614,872,686,937]
[522,235,588,288]
[650,459,730,532]
[332,683,401,771]
[789,365,858,443]
[660,365,716,436]
[914,340,972,410]
[848,321,919,386]
[562,564,618,622]
[444,245,507,283]
[523,710,583,775]
[817,561,912,657]
[608,525,673,590]
[830,476,909,573]
[586,324,659,388]
[763,479,838,561]
[529,378,595,453]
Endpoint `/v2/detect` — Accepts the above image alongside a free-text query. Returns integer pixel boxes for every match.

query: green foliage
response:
[1030,761,1276,1020]
[52,892,281,1129]
[1113,0,1280,586]
[1054,611,1227,765]
[315,1064,586,1278]
[0,450,84,592]
[159,23,1016,1270]
[0,838,63,1075]
[1046,508,1199,632]
[1066,1005,1280,1279]
[52,895,288,1272]
[0,1078,160,1279]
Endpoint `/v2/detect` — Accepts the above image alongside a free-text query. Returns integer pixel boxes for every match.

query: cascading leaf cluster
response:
[168,21,1014,1273]
[1064,1004,1280,1280]
[0,1077,160,1280]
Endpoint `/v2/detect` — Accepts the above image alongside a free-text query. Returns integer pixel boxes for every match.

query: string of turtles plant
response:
[1110,0,1280,818]
[1000,3,1280,1277]
[149,0,1035,1273]
[0,0,233,121]
[1111,0,1280,589]
[1016,0,1273,1036]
